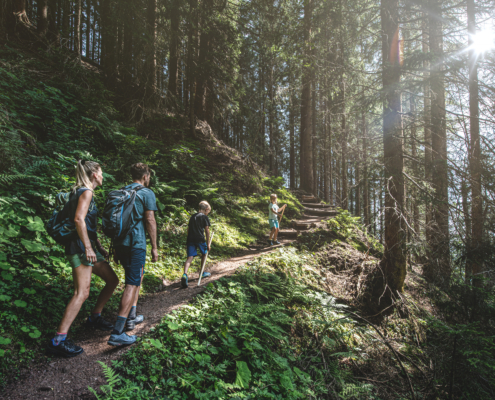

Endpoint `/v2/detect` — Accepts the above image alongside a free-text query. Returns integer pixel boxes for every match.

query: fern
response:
[88,361,141,400]
[0,173,37,185]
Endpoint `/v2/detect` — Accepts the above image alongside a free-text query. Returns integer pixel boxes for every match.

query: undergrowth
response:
[99,247,373,399]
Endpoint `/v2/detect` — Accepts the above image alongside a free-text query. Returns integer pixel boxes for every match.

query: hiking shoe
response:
[269,240,274,246]
[274,240,281,245]
[201,272,211,278]
[107,332,137,346]
[86,315,114,331]
[47,339,84,358]
[181,274,188,288]
[126,315,144,331]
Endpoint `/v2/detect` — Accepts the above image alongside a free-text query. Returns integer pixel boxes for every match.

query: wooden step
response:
[304,208,338,217]
[301,202,333,209]
[292,221,316,230]
[277,230,299,239]
[301,195,318,201]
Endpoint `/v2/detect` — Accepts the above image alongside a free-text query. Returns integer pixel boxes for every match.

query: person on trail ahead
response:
[108,163,158,346]
[47,160,119,358]
[181,201,212,289]
[268,194,287,246]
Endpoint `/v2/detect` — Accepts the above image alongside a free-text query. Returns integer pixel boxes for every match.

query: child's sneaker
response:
[201,271,211,278]
[181,273,188,288]
[269,240,274,246]
[274,240,281,245]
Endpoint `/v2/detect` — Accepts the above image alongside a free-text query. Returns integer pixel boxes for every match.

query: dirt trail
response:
[3,212,327,400]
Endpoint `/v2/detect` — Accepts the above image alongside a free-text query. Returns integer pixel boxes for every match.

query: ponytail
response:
[72,160,101,193]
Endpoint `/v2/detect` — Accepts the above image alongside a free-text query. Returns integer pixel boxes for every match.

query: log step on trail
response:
[301,202,333,209]
[303,207,338,217]
[301,195,319,203]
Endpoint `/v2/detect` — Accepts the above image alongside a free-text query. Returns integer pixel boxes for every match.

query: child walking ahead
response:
[268,194,287,246]
[181,201,212,288]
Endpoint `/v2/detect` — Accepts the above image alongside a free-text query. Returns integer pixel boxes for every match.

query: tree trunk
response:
[269,63,274,175]
[74,0,81,57]
[381,0,406,295]
[37,0,48,36]
[467,0,482,286]
[423,12,433,246]
[299,0,314,193]
[424,0,450,286]
[144,0,157,91]
[122,9,133,85]
[188,0,198,135]
[62,0,69,40]
[194,0,212,120]
[410,96,420,236]
[168,0,180,98]
[289,70,295,189]
[85,0,91,56]
[341,82,348,209]
[363,113,370,227]
[312,79,317,196]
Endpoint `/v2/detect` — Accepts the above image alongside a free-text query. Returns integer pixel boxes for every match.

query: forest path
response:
[3,210,328,400]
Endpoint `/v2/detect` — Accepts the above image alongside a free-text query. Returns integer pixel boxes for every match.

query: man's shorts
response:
[115,246,146,286]
[186,242,208,257]
[67,250,106,269]
[269,219,279,229]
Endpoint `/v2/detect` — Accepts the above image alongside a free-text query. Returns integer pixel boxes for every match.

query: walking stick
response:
[198,231,214,286]
[279,206,286,226]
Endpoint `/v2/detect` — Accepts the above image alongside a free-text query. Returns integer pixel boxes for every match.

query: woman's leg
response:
[91,261,119,314]
[57,264,93,333]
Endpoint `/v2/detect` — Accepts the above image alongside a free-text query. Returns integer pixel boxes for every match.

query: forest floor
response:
[2,213,326,400]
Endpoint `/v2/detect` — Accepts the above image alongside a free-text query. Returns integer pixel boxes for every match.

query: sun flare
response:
[471,29,495,54]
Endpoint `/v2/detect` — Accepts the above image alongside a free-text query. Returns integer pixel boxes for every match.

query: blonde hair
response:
[270,194,277,203]
[199,200,211,212]
[72,160,101,193]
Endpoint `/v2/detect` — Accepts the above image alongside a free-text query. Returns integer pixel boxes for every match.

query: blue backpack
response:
[101,185,145,241]
[46,192,78,245]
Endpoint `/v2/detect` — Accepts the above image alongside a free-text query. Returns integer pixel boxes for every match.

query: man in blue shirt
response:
[108,163,158,346]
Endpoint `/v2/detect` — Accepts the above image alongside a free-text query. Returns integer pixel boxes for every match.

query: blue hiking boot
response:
[201,272,211,278]
[126,315,144,331]
[181,273,188,288]
[86,315,114,331]
[107,332,137,346]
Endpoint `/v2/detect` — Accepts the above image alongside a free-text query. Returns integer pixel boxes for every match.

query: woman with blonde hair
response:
[47,160,119,357]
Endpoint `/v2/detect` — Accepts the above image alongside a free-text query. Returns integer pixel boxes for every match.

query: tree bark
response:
[289,70,295,189]
[312,79,317,196]
[363,113,370,227]
[74,0,81,57]
[422,12,433,245]
[168,0,180,98]
[410,96,420,235]
[269,63,274,174]
[37,0,48,36]
[299,0,314,193]
[144,0,157,91]
[381,0,406,294]
[424,0,450,286]
[467,0,482,286]
[341,81,348,209]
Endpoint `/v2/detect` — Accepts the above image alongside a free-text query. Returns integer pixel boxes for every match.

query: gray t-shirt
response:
[116,183,158,250]
[268,203,279,220]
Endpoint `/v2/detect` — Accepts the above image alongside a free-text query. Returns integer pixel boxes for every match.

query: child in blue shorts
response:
[181,201,212,288]
[268,193,287,246]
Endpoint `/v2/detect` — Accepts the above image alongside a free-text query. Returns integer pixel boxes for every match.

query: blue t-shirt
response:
[115,183,158,250]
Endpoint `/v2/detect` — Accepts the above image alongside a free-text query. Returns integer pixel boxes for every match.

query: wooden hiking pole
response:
[198,231,214,286]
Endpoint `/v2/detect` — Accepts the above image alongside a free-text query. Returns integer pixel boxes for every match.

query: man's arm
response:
[145,210,158,262]
[205,226,210,252]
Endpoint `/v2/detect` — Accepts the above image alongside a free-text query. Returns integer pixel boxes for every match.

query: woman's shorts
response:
[67,250,106,269]
[269,219,279,229]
